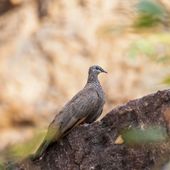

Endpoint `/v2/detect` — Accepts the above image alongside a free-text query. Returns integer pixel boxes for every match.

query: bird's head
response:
[88,65,107,75]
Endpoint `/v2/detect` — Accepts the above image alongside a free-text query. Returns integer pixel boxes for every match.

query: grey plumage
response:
[32,65,107,160]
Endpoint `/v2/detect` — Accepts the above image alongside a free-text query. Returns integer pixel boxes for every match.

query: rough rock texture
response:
[12,89,170,170]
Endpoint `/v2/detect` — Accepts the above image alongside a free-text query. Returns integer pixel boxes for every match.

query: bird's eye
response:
[96,67,100,70]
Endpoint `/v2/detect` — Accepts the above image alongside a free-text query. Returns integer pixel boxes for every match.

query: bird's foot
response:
[82,123,89,127]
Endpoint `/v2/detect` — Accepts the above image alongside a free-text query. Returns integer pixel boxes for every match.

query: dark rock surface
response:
[12,89,170,170]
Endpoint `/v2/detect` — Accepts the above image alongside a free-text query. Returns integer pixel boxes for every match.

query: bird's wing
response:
[40,87,99,147]
[59,87,99,134]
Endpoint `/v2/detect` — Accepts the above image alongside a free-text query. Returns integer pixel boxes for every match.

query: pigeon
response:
[32,65,107,160]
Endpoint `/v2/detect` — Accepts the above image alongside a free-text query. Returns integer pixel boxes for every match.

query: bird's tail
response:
[31,126,61,161]
[31,139,50,161]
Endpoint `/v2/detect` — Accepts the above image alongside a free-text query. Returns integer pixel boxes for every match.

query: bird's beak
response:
[101,69,107,73]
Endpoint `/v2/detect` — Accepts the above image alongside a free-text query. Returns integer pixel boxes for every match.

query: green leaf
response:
[135,14,161,27]
[135,0,166,28]
[7,130,46,161]
[137,0,165,17]
[128,39,155,59]
[162,76,170,85]
[122,126,167,144]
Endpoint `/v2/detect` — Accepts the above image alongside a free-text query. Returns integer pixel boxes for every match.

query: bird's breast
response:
[94,84,105,103]
[86,82,105,103]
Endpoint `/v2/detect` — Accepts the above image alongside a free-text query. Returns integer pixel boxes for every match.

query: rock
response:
[12,89,170,170]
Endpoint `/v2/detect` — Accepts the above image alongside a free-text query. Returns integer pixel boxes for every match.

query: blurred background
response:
[0,0,170,162]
